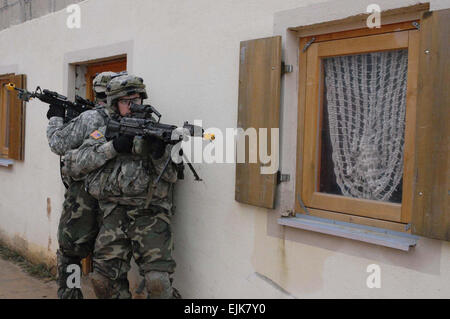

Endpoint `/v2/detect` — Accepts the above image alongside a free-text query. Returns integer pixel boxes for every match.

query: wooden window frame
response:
[84,58,127,101]
[295,22,420,230]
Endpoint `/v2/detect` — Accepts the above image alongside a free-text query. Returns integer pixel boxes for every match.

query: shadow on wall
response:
[267,212,443,276]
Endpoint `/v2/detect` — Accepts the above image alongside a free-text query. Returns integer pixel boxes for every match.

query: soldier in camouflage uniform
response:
[47,72,123,299]
[61,74,179,299]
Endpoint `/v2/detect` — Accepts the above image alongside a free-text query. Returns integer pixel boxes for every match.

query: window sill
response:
[0,159,14,167]
[278,214,418,251]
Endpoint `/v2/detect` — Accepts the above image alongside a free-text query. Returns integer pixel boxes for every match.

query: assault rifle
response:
[105,103,215,146]
[105,103,215,184]
[105,117,206,145]
[5,83,96,122]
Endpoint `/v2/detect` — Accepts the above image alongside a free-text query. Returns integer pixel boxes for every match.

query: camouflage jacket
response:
[47,109,108,156]
[47,109,109,187]
[60,111,178,216]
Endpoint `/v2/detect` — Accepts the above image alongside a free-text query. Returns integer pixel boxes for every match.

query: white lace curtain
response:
[323,49,408,202]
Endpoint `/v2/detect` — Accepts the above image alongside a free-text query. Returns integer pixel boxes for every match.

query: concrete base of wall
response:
[0,228,56,272]
[0,226,151,298]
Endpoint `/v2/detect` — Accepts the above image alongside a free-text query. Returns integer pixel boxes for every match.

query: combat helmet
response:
[105,74,148,107]
[92,71,127,103]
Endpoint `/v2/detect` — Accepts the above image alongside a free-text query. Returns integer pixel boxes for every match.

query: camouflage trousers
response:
[91,204,176,299]
[57,180,100,299]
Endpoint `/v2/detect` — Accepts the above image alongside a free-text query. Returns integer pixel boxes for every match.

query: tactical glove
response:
[146,135,167,159]
[113,135,134,154]
[47,104,65,120]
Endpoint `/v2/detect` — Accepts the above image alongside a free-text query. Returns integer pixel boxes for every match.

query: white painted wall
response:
[0,0,448,298]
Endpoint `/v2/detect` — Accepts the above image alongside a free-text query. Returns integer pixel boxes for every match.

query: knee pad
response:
[145,271,173,299]
[90,271,131,299]
[90,271,114,299]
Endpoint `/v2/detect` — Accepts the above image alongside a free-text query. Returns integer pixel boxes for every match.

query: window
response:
[297,26,419,228]
[0,73,26,161]
[238,6,449,242]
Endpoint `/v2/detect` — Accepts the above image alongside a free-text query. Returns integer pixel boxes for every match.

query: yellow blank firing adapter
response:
[5,83,16,91]
[204,133,215,141]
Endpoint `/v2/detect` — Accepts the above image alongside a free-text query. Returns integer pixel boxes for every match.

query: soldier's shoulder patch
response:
[90,130,104,140]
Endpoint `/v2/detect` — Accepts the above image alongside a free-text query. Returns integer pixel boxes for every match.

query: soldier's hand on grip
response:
[47,104,65,120]
[113,135,134,154]
[146,135,166,159]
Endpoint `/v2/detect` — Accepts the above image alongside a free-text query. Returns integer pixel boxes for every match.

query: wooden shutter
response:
[8,74,26,161]
[235,36,281,209]
[412,9,449,241]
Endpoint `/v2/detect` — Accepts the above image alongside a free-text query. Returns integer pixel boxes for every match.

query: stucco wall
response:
[0,0,83,32]
[0,0,448,298]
